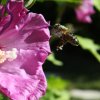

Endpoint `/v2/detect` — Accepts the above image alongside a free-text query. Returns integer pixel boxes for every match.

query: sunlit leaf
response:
[47,53,63,66]
[47,75,70,90]
[77,36,100,62]
[94,0,100,11]
[41,89,70,100]
[56,90,70,100]
[25,0,36,8]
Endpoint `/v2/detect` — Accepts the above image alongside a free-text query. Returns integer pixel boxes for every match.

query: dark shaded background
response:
[30,1,100,82]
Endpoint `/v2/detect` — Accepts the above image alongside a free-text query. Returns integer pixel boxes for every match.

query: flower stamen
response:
[0,48,18,63]
[0,50,6,63]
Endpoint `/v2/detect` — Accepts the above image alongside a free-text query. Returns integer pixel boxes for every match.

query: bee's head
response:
[50,24,62,37]
[49,24,60,30]
[53,24,60,29]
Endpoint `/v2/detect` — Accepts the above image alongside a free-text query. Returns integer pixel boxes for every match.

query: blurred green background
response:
[1,0,100,100]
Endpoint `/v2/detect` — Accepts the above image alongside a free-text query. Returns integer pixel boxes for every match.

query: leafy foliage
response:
[41,90,70,100]
[78,36,100,62]
[0,93,9,100]
[47,53,63,66]
[47,75,68,90]
[25,0,36,8]
[94,0,100,11]
[37,0,82,4]
[0,0,7,5]
[54,0,82,4]
[41,75,71,100]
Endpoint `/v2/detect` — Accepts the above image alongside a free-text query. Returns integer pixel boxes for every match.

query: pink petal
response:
[0,0,51,100]
[0,0,27,33]
[0,49,48,100]
[75,0,95,23]
[0,13,50,53]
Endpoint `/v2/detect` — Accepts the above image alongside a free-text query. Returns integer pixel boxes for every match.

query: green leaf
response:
[77,36,100,62]
[37,0,82,4]
[0,94,3,100]
[54,0,82,4]
[36,0,44,2]
[56,90,70,100]
[0,0,7,5]
[0,93,9,100]
[47,75,70,90]
[47,53,63,66]
[41,89,70,100]
[94,0,100,11]
[25,0,36,8]
[41,75,71,100]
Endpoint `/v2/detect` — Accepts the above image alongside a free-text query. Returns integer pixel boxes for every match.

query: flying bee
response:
[50,24,79,50]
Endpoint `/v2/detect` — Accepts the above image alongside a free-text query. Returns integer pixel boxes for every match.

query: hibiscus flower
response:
[75,0,95,23]
[0,0,51,100]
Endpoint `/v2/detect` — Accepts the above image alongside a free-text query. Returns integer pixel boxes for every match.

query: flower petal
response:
[75,0,95,23]
[0,1,51,100]
[0,49,48,100]
[0,13,50,53]
[0,0,27,33]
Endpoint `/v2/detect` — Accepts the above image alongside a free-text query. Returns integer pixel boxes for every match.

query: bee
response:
[50,24,79,50]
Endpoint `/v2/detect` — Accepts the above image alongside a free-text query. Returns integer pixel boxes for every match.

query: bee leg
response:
[56,38,65,51]
[56,45,63,51]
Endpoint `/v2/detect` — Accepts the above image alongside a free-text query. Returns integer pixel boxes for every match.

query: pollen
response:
[0,50,6,63]
[0,48,18,63]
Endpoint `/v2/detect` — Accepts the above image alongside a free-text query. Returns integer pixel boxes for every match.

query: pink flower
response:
[75,0,95,23]
[0,0,50,100]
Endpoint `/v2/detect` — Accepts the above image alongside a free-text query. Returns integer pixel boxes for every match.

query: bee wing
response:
[65,24,75,34]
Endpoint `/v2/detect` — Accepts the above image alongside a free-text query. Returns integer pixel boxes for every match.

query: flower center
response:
[0,48,18,63]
